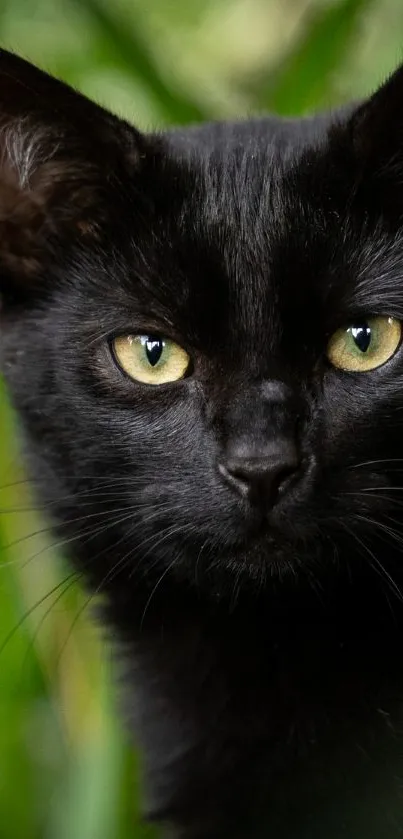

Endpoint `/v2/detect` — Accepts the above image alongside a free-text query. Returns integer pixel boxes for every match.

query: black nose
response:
[218,441,299,506]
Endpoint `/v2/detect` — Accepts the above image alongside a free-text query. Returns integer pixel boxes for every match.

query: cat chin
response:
[176,529,311,594]
[219,541,304,581]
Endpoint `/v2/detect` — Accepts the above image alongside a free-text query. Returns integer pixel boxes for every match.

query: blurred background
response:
[0,0,402,836]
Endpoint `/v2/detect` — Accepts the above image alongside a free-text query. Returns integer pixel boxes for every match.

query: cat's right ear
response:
[350,63,403,180]
[0,49,146,302]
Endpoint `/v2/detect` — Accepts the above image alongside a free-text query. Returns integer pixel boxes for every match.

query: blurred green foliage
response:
[0,0,402,836]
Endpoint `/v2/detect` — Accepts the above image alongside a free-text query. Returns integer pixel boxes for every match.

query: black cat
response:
[3,48,403,838]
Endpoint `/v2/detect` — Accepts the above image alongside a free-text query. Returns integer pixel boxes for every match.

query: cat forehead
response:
[124,116,397,334]
[156,122,327,279]
[164,114,333,158]
[105,124,334,348]
[161,115,336,237]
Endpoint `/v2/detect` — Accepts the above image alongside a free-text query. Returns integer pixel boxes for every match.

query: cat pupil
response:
[351,324,371,353]
[145,338,163,367]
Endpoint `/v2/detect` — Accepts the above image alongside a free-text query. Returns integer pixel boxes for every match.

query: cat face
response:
[2,50,403,600]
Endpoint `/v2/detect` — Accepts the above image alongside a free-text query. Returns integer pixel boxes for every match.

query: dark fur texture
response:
[3,49,403,837]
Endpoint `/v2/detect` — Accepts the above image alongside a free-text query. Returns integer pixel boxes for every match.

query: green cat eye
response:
[327,316,401,372]
[112,334,190,385]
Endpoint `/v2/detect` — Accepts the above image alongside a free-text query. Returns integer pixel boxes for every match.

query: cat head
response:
[2,49,403,608]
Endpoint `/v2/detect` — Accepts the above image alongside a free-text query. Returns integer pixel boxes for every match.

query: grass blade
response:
[251,0,371,115]
[69,0,208,124]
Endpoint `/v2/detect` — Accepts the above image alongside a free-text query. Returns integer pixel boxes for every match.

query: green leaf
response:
[68,0,208,125]
[252,0,372,115]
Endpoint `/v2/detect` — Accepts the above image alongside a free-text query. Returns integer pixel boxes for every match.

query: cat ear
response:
[351,64,403,175]
[0,49,143,297]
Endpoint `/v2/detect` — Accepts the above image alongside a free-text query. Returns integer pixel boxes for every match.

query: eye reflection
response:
[144,338,164,367]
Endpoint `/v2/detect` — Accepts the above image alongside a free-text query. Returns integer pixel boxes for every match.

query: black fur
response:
[2,49,403,837]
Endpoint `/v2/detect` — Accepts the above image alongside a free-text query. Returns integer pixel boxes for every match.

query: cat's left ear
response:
[351,64,403,176]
